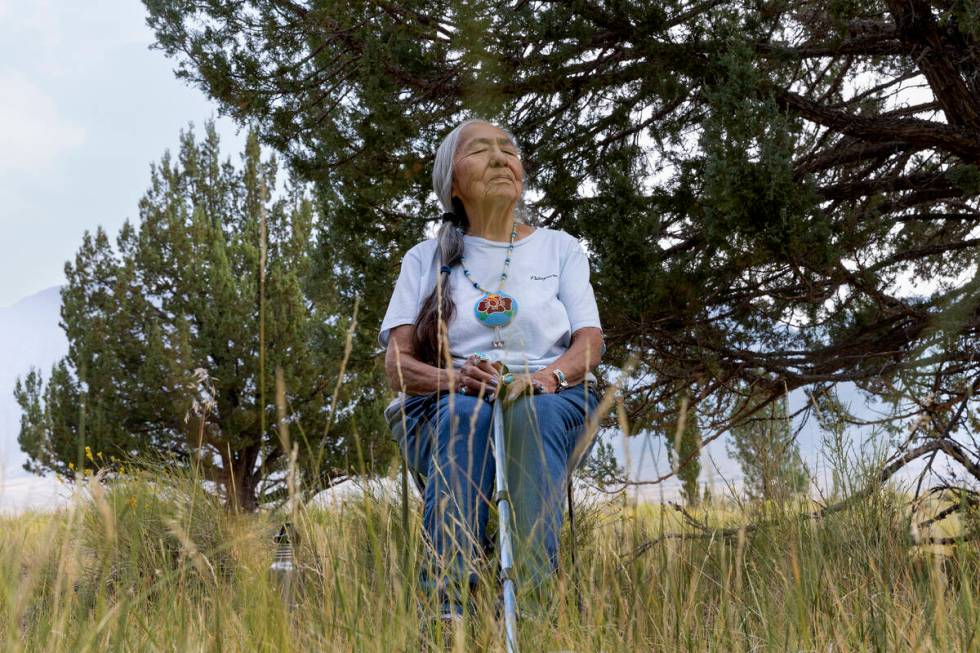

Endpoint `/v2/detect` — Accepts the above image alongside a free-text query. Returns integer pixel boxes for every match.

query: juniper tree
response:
[14,122,392,511]
[728,390,809,502]
[143,1,980,488]
[665,390,702,506]
[575,437,625,492]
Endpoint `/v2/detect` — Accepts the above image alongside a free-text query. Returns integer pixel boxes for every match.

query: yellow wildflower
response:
[68,461,75,471]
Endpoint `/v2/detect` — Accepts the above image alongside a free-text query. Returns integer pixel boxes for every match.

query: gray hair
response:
[413,118,529,367]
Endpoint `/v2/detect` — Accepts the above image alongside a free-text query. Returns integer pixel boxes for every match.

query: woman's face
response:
[451,122,524,209]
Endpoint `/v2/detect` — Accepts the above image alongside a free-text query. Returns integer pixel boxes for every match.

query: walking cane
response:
[491,394,521,653]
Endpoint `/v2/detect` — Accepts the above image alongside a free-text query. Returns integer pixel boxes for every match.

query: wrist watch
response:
[552,368,569,391]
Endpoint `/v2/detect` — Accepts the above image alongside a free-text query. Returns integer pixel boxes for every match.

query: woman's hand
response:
[455,354,504,399]
[502,370,559,405]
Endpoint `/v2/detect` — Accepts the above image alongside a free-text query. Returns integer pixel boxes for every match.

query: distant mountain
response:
[0,286,67,510]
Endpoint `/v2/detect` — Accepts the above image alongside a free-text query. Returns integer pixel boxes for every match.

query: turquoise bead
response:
[457,220,520,300]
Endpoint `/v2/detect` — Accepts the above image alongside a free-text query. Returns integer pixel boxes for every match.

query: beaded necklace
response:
[455,221,519,349]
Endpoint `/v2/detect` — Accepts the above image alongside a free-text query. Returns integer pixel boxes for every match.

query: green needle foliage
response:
[141,1,980,469]
[665,389,703,506]
[14,122,395,511]
[728,389,810,503]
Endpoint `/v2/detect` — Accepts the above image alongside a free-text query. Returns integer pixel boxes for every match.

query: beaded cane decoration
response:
[459,221,519,349]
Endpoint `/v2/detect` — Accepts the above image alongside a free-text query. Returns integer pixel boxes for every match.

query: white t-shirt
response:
[378,227,604,414]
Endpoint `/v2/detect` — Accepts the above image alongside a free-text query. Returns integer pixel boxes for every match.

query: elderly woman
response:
[378,118,605,620]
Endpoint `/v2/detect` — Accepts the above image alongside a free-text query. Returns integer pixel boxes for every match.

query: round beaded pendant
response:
[460,222,519,348]
[474,291,518,327]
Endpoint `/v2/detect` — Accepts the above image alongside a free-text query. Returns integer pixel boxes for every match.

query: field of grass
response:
[1,465,978,652]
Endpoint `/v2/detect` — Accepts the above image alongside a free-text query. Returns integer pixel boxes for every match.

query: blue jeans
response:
[386,382,600,613]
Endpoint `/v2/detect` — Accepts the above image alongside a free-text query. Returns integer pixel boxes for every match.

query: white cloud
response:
[0,69,86,173]
[0,0,62,47]
[0,1,63,72]
[0,1,148,80]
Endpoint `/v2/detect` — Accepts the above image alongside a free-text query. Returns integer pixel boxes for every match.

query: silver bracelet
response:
[552,368,569,392]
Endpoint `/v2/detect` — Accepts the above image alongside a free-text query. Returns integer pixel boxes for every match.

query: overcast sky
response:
[0,0,246,308]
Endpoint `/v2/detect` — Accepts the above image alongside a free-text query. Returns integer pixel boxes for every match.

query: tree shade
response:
[138,2,979,485]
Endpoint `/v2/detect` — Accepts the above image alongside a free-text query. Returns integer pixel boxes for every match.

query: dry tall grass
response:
[1,462,977,652]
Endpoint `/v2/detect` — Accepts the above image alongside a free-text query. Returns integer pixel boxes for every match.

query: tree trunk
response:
[226,446,261,513]
[233,473,259,513]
